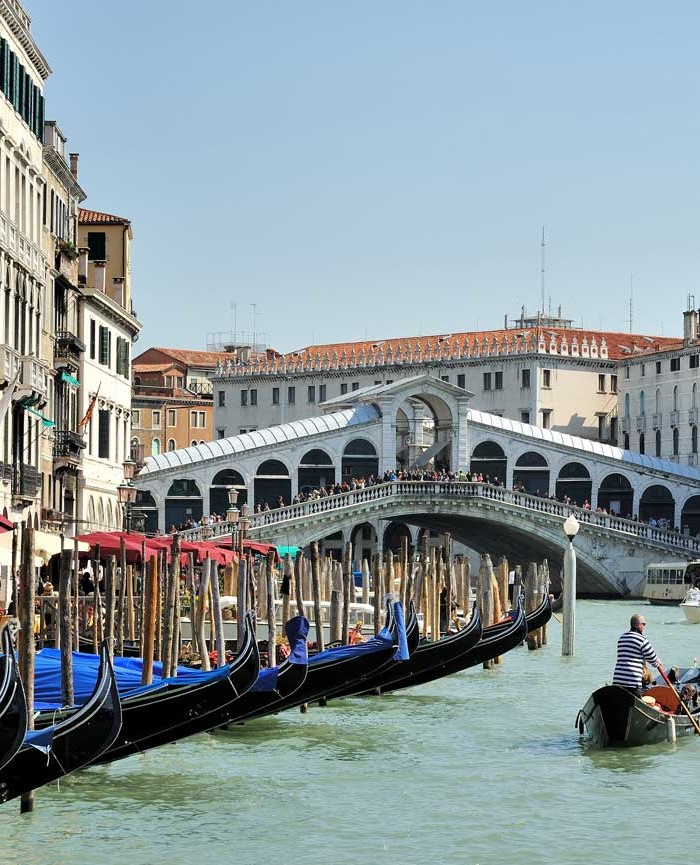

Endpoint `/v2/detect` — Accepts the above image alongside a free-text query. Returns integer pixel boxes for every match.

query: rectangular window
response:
[272,387,279,405]
[98,410,110,459]
[542,369,551,388]
[521,369,531,388]
[691,355,700,369]
[87,231,106,261]
[610,375,618,394]
[483,373,491,391]
[98,326,111,366]
[250,389,257,406]
[341,383,348,395]
[441,375,449,383]
[287,386,295,404]
[351,382,359,391]
[132,410,140,429]
[152,410,161,429]
[640,363,646,377]
[217,428,225,439]
[89,319,96,360]
[520,411,530,424]
[656,361,662,374]
[542,410,552,430]
[190,410,198,427]
[116,337,129,377]
[198,411,206,427]
[218,390,225,407]
[319,384,326,402]
[457,374,465,389]
[598,416,606,440]
[494,371,503,390]
[670,357,681,372]
[240,390,248,406]
[625,366,630,379]
[308,385,315,403]
[167,409,176,427]
[598,374,606,392]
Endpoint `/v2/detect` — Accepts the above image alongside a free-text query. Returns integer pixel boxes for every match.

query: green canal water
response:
[1,600,698,865]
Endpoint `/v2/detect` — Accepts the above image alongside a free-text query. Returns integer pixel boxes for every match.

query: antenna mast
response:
[540,226,546,316]
[629,275,633,333]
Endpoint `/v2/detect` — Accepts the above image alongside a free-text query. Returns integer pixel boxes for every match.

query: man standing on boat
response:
[612,614,663,697]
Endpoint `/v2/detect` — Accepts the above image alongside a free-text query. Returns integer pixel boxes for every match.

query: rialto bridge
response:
[133,375,700,597]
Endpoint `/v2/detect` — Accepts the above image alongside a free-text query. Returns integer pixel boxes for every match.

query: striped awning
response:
[24,406,55,427]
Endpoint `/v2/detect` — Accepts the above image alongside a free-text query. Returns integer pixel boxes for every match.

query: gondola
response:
[0,624,27,772]
[92,614,308,762]
[576,683,700,748]
[0,641,121,804]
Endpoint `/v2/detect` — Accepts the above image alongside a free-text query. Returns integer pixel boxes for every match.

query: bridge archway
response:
[210,468,247,516]
[681,496,700,537]
[513,451,549,496]
[298,448,335,493]
[598,473,633,517]
[639,484,675,526]
[350,522,377,565]
[555,462,592,506]
[165,478,203,528]
[383,521,412,556]
[393,392,455,471]
[255,459,291,508]
[342,439,378,481]
[470,441,506,484]
[136,489,158,535]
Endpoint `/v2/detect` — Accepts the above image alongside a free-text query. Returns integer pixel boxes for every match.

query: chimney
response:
[69,153,79,180]
[112,277,125,307]
[683,309,699,345]
[94,260,106,293]
[78,247,89,285]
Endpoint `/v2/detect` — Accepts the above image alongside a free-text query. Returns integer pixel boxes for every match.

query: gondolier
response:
[612,613,663,696]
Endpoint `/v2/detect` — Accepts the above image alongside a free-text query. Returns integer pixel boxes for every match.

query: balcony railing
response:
[620,416,630,433]
[0,346,19,383]
[54,331,86,368]
[53,429,86,461]
[12,463,41,501]
[670,410,680,427]
[690,408,698,425]
[652,413,662,428]
[19,355,49,397]
[635,415,646,432]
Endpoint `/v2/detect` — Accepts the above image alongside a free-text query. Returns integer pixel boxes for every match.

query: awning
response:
[24,406,55,427]
[0,515,14,533]
[60,371,80,387]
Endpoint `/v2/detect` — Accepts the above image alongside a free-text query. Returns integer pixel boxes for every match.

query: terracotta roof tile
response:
[284,327,679,363]
[78,207,130,225]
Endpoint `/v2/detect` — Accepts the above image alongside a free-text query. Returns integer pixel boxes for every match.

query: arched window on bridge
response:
[136,489,158,535]
[555,462,592,506]
[673,427,680,456]
[342,439,378,481]
[655,429,661,457]
[255,459,291,509]
[597,473,633,518]
[513,451,550,497]
[298,449,335,493]
[210,468,247,518]
[639,484,674,527]
[165,478,203,530]
[682,496,700,537]
[639,432,645,455]
[470,441,506,485]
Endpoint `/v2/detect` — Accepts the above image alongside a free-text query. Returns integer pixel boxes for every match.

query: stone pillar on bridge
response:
[453,403,470,474]
[631,488,640,520]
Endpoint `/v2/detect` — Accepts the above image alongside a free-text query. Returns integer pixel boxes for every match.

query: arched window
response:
[624,393,630,418]
[694,384,698,409]
[639,391,645,416]
[674,385,679,412]
[655,429,661,457]
[639,433,645,455]
[190,440,197,447]
[167,439,176,451]
[152,438,161,456]
[673,427,679,456]
[693,426,698,455]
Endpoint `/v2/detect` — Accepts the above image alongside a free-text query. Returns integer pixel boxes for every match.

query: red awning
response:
[74,531,162,564]
[212,538,278,556]
[0,515,14,533]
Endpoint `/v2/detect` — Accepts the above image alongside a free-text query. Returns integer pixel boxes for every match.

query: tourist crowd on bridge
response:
[174,470,680,535]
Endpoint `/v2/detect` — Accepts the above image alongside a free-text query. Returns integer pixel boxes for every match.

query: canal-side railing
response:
[180,481,700,556]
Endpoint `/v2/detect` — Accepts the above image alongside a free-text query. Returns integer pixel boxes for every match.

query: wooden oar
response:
[658,667,700,736]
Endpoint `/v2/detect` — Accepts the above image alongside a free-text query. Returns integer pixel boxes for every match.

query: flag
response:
[78,385,100,430]
[0,369,20,429]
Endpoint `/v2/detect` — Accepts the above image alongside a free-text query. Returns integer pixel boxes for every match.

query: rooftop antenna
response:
[629,275,633,333]
[540,226,546,316]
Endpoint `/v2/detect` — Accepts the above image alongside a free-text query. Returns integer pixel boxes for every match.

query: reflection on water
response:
[1,600,700,865]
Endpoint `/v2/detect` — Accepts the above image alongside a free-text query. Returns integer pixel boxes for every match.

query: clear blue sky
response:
[29,1,700,351]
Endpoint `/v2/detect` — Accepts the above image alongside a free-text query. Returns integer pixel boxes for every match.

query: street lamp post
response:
[117,458,138,534]
[227,487,240,551]
[562,513,580,656]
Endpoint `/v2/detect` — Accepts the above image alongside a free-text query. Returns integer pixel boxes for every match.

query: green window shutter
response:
[12,54,19,110]
[0,40,7,94]
[38,93,44,137]
[99,326,109,365]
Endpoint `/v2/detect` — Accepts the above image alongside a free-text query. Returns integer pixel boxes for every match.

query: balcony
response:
[12,463,41,504]
[15,355,49,407]
[652,413,662,428]
[0,345,19,384]
[54,240,78,281]
[53,429,86,467]
[635,415,646,432]
[620,416,630,433]
[688,454,698,467]
[54,331,85,369]
[670,410,680,427]
[690,408,698,425]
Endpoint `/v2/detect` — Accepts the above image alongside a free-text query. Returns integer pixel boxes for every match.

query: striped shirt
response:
[612,630,659,688]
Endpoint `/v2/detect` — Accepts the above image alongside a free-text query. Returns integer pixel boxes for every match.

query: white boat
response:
[680,587,700,624]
